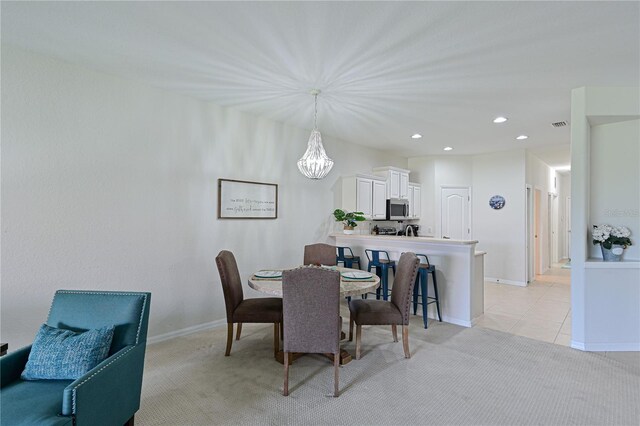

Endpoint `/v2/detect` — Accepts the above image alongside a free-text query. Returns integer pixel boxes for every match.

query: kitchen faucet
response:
[405,225,414,237]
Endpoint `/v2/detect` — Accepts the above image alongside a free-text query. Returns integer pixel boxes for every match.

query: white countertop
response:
[330,233,478,246]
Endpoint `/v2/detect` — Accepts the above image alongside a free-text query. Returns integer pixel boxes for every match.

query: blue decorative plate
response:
[489,195,506,210]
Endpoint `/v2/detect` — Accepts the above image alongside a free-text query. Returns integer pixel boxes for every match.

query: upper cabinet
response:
[408,182,421,219]
[372,179,387,219]
[342,174,387,220]
[373,166,411,200]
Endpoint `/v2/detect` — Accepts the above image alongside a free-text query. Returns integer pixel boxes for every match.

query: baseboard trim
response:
[485,277,528,287]
[570,340,586,351]
[582,342,640,352]
[441,315,472,328]
[147,319,227,345]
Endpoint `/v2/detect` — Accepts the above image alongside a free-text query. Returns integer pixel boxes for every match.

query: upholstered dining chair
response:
[303,243,337,266]
[349,252,420,359]
[216,250,282,356]
[0,290,151,426]
[282,267,341,397]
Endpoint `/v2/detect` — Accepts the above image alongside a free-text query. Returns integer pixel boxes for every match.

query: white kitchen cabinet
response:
[413,184,421,218]
[372,179,387,219]
[356,177,373,217]
[408,182,421,219]
[389,170,400,198]
[373,166,411,200]
[400,172,409,199]
[341,174,387,220]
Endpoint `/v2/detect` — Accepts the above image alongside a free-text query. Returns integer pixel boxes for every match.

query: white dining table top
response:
[248,266,380,298]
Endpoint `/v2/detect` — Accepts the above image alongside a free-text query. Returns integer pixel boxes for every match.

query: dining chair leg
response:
[402,325,410,358]
[225,323,233,356]
[283,351,289,396]
[235,323,242,340]
[355,325,362,360]
[273,323,279,356]
[391,324,398,342]
[349,315,354,341]
[333,352,340,397]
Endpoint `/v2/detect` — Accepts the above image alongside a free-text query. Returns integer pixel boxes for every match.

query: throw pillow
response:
[21,323,115,380]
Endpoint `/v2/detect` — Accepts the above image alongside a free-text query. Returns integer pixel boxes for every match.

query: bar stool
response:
[412,254,441,328]
[336,246,361,270]
[365,249,396,301]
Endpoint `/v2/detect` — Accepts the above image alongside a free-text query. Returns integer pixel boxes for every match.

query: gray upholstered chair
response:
[282,267,341,397]
[215,250,282,356]
[348,252,420,359]
[303,243,337,266]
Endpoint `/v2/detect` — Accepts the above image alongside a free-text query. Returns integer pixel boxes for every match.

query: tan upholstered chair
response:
[282,267,341,397]
[348,252,420,359]
[215,250,282,356]
[303,243,337,266]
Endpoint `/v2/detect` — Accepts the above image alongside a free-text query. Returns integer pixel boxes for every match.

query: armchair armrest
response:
[0,345,31,388]
[62,344,146,426]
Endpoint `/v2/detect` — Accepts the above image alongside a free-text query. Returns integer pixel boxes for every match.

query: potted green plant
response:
[333,209,366,234]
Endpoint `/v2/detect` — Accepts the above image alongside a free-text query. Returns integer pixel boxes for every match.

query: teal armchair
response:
[1,290,151,426]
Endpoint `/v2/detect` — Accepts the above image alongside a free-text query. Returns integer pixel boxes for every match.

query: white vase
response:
[343,226,355,235]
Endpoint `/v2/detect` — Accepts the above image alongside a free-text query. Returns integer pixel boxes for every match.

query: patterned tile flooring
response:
[476,262,572,346]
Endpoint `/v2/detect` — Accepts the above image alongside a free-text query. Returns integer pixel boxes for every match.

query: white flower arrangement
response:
[592,224,632,249]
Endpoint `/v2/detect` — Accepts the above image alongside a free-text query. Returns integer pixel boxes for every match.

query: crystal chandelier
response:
[297,89,334,179]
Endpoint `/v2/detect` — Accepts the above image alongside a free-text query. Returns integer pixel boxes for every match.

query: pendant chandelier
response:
[297,89,334,179]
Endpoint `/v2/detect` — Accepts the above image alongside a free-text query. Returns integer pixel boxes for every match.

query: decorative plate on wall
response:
[489,195,506,210]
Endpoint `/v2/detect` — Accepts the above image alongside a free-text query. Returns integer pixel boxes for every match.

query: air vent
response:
[551,121,567,127]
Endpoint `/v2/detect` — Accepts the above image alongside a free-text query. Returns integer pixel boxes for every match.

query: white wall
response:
[570,86,640,351]
[589,119,640,260]
[0,45,408,348]
[410,152,528,285]
[408,156,473,237]
[557,173,571,259]
[473,150,526,284]
[526,152,560,272]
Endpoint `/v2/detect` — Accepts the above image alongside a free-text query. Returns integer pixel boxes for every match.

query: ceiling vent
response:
[551,121,567,127]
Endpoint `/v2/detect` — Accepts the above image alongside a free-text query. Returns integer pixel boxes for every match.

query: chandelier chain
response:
[314,93,318,130]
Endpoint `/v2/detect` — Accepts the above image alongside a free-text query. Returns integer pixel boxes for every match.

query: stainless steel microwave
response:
[386,198,409,220]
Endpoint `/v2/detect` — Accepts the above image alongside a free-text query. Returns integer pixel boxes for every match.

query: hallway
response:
[476,263,571,346]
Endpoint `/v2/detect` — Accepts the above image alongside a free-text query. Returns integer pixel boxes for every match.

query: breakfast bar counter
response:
[330,233,485,327]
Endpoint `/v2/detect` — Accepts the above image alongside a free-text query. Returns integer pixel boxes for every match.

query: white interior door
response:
[441,187,470,240]
[526,186,533,282]
[566,196,571,259]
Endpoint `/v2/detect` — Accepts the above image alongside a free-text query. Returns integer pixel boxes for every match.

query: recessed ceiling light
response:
[516,135,528,140]
[443,147,453,151]
[411,133,422,139]
[493,116,508,124]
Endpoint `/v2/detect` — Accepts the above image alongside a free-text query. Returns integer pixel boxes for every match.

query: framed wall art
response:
[217,179,278,219]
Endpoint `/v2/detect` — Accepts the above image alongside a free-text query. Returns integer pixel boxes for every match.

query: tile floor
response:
[475,264,640,366]
[476,262,572,346]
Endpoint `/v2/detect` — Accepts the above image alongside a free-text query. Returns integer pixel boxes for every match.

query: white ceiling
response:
[2,1,639,166]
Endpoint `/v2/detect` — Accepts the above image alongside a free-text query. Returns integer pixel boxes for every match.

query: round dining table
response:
[248,266,380,365]
[248,266,380,298]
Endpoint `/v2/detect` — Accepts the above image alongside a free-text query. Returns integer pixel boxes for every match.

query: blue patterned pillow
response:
[21,324,115,380]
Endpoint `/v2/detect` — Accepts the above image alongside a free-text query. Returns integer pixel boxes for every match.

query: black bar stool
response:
[412,254,441,328]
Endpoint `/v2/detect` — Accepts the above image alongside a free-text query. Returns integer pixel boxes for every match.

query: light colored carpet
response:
[139,315,639,425]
